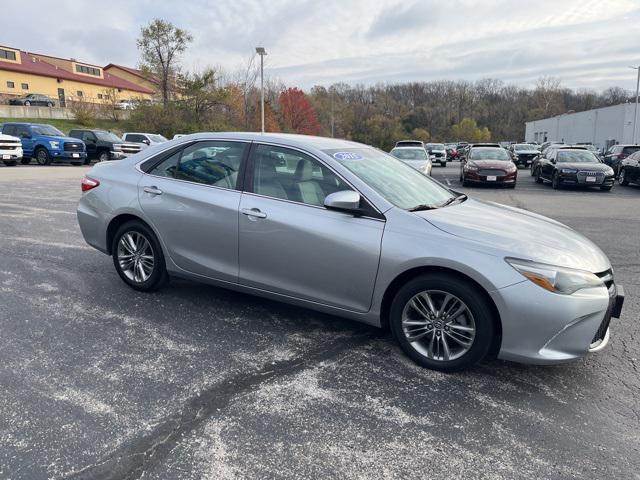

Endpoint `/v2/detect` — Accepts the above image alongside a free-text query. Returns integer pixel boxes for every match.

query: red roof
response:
[0,51,155,95]
[104,64,160,85]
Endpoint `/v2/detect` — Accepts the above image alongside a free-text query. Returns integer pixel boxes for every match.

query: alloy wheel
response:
[98,151,109,162]
[401,290,476,361]
[36,149,49,165]
[618,169,628,186]
[117,231,155,283]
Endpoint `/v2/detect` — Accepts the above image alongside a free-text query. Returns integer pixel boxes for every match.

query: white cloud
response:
[1,0,638,91]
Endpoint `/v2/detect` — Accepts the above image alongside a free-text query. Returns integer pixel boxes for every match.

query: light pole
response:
[256,47,267,133]
[631,65,640,144]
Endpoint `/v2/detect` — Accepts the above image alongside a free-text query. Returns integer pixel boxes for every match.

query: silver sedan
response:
[77,133,624,372]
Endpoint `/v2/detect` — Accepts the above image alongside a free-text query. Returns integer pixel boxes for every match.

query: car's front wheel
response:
[98,150,110,163]
[552,172,561,189]
[35,148,51,165]
[618,168,629,186]
[112,221,168,291]
[390,273,495,372]
[535,167,543,183]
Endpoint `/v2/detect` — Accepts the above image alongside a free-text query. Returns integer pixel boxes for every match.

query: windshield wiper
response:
[436,193,467,208]
[408,203,439,212]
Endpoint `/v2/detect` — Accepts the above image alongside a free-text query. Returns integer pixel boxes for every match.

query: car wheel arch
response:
[106,214,159,256]
[379,265,502,357]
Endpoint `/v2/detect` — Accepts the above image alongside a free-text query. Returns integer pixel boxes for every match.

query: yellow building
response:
[0,45,155,107]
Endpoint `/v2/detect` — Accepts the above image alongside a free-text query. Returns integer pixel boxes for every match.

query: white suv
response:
[0,133,23,166]
[122,133,168,149]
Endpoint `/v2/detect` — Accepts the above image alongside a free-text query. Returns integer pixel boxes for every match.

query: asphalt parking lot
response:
[1,163,639,480]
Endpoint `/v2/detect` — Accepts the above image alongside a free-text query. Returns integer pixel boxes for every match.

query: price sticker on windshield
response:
[333,151,363,161]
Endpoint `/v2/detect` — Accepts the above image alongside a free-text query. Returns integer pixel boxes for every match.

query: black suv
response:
[68,129,140,164]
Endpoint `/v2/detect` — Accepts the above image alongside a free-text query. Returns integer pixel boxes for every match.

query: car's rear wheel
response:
[390,273,495,372]
[618,168,629,186]
[112,221,168,291]
[35,148,51,165]
[3,160,17,166]
[21,157,31,165]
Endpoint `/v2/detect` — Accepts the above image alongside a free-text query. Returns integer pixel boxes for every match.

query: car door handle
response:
[241,208,267,219]
[143,186,163,195]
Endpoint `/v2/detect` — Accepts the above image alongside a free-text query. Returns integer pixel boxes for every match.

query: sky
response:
[2,0,640,92]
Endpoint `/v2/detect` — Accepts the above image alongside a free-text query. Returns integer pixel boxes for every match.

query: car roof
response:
[175,132,367,150]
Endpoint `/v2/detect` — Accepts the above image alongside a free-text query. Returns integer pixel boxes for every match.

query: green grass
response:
[0,117,126,135]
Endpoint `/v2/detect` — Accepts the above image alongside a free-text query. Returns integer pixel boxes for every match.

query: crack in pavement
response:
[61,332,375,480]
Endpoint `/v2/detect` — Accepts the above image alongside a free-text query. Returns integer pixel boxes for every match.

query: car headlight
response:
[465,162,478,171]
[506,258,604,295]
[49,141,60,149]
[561,168,578,174]
[605,167,614,176]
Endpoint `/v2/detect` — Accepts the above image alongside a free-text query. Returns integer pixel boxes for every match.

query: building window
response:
[0,48,17,61]
[75,64,101,76]
[6,81,14,88]
[21,83,28,90]
[76,91,83,97]
[97,93,103,99]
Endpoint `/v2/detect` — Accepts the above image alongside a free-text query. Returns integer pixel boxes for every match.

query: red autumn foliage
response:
[278,87,322,135]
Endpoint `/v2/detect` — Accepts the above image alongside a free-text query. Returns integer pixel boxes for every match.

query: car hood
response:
[468,160,514,169]
[402,159,429,170]
[415,198,610,273]
[37,134,82,143]
[557,162,610,171]
[0,133,20,142]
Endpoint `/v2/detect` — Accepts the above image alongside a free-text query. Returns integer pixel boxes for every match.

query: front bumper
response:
[464,171,517,185]
[0,149,23,160]
[51,150,87,162]
[557,172,615,187]
[491,279,624,365]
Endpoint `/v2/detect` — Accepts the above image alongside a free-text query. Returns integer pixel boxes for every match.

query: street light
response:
[631,65,640,144]
[256,47,267,133]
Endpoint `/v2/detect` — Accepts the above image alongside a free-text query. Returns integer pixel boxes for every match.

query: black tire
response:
[46,102,53,107]
[462,176,469,187]
[21,157,31,165]
[35,148,51,166]
[3,160,17,166]
[390,273,495,372]
[552,172,560,189]
[440,161,447,167]
[83,157,92,165]
[112,220,168,292]
[618,168,629,186]
[508,182,516,189]
[535,168,543,183]
[530,163,535,176]
[71,161,84,166]
[97,150,110,163]
[600,185,612,192]
[24,101,31,106]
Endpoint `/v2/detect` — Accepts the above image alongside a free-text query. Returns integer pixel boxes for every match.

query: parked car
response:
[1,123,86,165]
[114,100,135,110]
[122,132,168,149]
[68,129,142,163]
[77,133,624,372]
[460,146,517,188]
[530,145,587,176]
[534,148,615,191]
[445,143,459,160]
[9,94,55,107]
[510,143,540,169]
[617,150,640,187]
[0,133,23,166]
[389,146,432,176]
[426,143,447,166]
[540,141,564,155]
[603,144,640,175]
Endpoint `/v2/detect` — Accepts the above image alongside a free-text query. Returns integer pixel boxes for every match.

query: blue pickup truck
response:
[1,122,87,165]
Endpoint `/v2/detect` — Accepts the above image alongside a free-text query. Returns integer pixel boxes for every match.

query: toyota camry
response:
[77,133,624,372]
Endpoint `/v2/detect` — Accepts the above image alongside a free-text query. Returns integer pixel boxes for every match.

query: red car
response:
[460,147,517,188]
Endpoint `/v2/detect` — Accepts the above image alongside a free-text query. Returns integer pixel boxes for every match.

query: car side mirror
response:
[550,158,556,164]
[20,133,31,139]
[143,139,151,145]
[324,190,362,214]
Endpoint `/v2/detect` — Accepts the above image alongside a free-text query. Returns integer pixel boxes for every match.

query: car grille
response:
[432,152,444,158]
[577,171,604,185]
[0,140,21,151]
[478,169,505,176]
[591,269,616,344]
[121,143,142,155]
[64,142,85,152]
[517,154,535,160]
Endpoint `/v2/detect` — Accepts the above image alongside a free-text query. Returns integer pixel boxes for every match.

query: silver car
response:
[77,133,625,372]
[389,146,432,176]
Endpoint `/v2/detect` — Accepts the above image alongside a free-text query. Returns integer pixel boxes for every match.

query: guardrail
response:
[0,105,130,120]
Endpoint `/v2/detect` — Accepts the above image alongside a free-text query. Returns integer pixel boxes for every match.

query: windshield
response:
[622,146,640,155]
[469,148,510,160]
[390,148,428,160]
[514,144,535,151]
[426,143,445,150]
[557,151,599,163]
[325,148,454,210]
[95,131,124,142]
[148,134,168,143]
[31,125,64,136]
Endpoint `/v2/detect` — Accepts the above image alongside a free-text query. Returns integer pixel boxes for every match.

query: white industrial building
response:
[525,103,639,150]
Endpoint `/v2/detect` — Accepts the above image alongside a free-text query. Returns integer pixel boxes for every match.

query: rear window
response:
[390,148,428,160]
